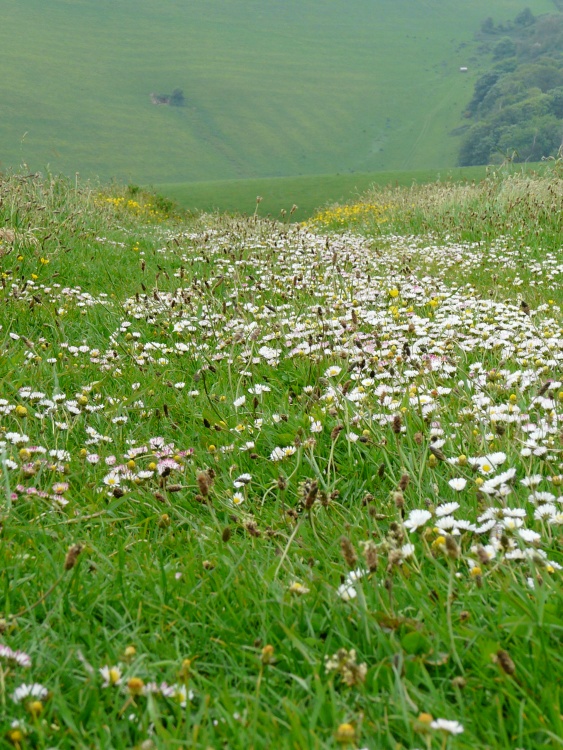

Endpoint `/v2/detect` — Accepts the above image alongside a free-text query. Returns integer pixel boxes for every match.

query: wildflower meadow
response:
[0,168,562,749]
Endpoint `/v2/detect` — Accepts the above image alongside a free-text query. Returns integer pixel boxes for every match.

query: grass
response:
[0,0,556,185]
[154,166,492,223]
[0,168,562,749]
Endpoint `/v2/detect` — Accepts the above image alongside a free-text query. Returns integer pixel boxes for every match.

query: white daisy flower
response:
[430,718,464,735]
[436,501,460,516]
[404,509,432,532]
[12,683,48,704]
[448,478,467,491]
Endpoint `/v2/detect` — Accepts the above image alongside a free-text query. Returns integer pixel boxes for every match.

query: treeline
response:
[459,9,563,166]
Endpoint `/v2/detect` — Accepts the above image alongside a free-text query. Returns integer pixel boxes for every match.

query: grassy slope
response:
[154,166,490,222]
[0,0,555,184]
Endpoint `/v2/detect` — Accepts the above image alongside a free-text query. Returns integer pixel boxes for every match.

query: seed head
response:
[304,480,318,510]
[496,649,516,676]
[339,536,357,569]
[64,543,83,571]
[445,535,460,559]
[429,444,446,461]
[362,540,379,572]
[387,549,403,570]
[331,424,344,441]
[398,473,410,491]
[197,471,211,496]
[221,527,232,543]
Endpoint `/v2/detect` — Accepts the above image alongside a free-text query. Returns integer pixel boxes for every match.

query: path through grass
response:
[0,171,561,749]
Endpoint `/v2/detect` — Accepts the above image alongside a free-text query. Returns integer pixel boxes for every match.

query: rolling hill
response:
[0,0,557,185]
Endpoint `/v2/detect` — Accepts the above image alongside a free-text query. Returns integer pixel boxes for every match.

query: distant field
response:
[155,165,543,222]
[0,0,555,184]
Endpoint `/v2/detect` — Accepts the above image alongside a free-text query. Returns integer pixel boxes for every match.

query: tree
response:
[515,8,535,27]
[481,17,495,34]
[170,89,185,107]
[493,37,516,61]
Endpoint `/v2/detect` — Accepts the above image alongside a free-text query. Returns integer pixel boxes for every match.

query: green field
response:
[155,166,492,222]
[0,0,556,185]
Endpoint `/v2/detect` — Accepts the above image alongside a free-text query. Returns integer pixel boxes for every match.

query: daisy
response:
[231,492,245,506]
[430,718,464,735]
[0,644,31,668]
[12,683,48,704]
[448,478,466,491]
[100,665,122,687]
[436,501,460,516]
[404,509,432,532]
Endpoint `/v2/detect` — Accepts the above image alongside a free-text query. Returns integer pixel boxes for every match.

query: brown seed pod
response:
[496,649,516,676]
[398,473,410,491]
[64,544,84,571]
[340,536,358,569]
[197,472,211,496]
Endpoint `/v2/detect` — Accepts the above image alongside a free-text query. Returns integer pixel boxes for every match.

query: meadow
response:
[0,0,556,185]
[0,164,562,749]
[154,166,491,224]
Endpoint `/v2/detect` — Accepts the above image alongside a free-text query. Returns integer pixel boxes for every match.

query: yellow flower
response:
[415,713,434,733]
[288,581,310,595]
[27,700,43,718]
[261,644,275,664]
[335,723,356,743]
[7,728,24,745]
[127,677,144,696]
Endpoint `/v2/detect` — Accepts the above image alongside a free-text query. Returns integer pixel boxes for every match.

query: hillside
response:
[0,0,556,184]
[460,9,563,165]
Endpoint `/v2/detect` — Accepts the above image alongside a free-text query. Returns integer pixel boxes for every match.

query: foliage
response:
[460,9,563,166]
